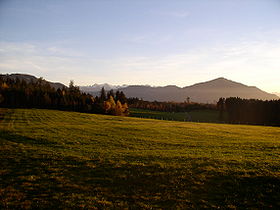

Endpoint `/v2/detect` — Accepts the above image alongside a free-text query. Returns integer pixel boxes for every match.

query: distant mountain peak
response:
[186,77,249,90]
[205,77,236,83]
[79,83,127,93]
[214,77,227,80]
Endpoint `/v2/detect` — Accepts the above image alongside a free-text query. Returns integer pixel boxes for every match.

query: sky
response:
[0,0,280,93]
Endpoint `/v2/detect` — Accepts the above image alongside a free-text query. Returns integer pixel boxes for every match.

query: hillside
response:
[118,78,279,103]
[0,108,279,208]
[0,73,66,90]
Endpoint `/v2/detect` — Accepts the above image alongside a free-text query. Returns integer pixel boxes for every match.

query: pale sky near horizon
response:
[0,0,280,93]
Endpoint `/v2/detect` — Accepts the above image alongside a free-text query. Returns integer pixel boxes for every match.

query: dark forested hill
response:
[0,73,66,90]
[0,73,129,116]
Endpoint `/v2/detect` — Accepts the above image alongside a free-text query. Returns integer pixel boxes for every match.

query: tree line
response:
[217,97,280,126]
[0,77,129,116]
[127,97,216,112]
[2,76,279,125]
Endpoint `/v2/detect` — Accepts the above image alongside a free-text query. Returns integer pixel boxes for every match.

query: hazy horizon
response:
[1,0,280,93]
[2,73,280,95]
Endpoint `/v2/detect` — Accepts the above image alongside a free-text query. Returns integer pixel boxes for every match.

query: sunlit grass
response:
[0,108,279,208]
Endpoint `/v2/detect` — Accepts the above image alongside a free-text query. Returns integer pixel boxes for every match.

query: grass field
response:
[130,108,220,123]
[0,108,280,209]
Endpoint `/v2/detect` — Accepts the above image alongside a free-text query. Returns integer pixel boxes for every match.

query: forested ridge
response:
[0,76,128,116]
[218,97,280,126]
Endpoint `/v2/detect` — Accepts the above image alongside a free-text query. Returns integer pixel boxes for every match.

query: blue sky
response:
[0,0,280,92]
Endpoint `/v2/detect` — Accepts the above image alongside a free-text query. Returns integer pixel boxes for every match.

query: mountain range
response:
[80,83,127,92]
[1,74,278,103]
[119,78,279,103]
[81,78,279,103]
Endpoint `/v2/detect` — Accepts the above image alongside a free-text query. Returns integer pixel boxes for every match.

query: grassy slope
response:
[130,108,220,123]
[0,108,279,209]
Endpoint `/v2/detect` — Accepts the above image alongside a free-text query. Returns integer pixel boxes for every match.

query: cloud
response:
[0,42,37,55]
[0,42,84,57]
[46,46,85,57]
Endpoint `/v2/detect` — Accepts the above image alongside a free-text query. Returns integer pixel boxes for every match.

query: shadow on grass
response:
[0,130,59,147]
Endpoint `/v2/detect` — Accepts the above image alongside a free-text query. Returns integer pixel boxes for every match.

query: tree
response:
[115,100,124,116]
[107,89,115,99]
[217,98,225,120]
[116,91,127,104]
[104,96,116,114]
[100,87,106,101]
[122,103,129,116]
[69,80,80,94]
[0,94,4,104]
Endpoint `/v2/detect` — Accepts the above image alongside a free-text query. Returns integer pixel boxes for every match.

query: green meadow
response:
[130,108,220,123]
[0,108,279,209]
